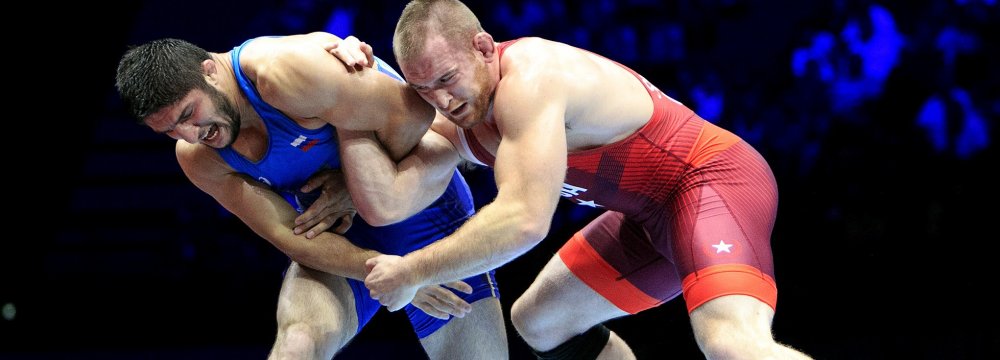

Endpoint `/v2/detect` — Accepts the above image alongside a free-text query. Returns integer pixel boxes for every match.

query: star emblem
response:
[712,240,733,254]
[576,199,603,208]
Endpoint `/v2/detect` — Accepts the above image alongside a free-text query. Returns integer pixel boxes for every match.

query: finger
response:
[294,206,326,233]
[305,215,336,238]
[341,36,368,68]
[300,174,327,193]
[412,300,449,320]
[428,296,467,318]
[294,204,315,227]
[323,42,340,51]
[293,211,314,230]
[443,281,473,294]
[360,42,373,67]
[295,192,333,228]
[333,44,358,66]
[415,288,463,318]
[428,287,471,314]
[428,298,462,319]
[427,310,450,320]
[365,258,378,273]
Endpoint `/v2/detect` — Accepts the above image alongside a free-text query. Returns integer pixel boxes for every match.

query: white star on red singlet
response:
[712,240,733,253]
[576,199,603,208]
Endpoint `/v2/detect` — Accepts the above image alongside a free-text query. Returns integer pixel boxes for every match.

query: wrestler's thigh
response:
[561,211,683,314]
[517,256,630,333]
[419,297,508,360]
[276,262,359,351]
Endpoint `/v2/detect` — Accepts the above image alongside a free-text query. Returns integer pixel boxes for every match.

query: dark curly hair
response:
[115,38,212,122]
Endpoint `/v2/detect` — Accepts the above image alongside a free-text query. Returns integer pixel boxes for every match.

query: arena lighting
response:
[2,302,15,321]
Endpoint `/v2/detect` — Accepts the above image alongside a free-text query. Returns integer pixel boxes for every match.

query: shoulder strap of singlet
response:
[230,38,330,136]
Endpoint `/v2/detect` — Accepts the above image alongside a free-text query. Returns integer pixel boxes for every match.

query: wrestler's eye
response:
[180,108,192,121]
[440,74,454,83]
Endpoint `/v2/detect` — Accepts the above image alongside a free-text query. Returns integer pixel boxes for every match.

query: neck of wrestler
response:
[484,43,501,126]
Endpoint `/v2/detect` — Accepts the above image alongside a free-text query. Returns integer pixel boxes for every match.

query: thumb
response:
[300,176,322,193]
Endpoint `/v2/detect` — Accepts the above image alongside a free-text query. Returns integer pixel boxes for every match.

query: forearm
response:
[404,197,550,286]
[399,114,566,285]
[264,226,378,280]
[181,146,379,280]
[339,129,457,225]
[227,180,379,280]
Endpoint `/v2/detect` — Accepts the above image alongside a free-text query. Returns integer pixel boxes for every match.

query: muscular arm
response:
[337,113,463,226]
[250,32,442,223]
[176,141,377,280]
[252,32,435,158]
[400,74,568,285]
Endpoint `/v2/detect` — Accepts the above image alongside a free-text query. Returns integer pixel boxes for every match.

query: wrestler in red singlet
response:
[455,39,779,315]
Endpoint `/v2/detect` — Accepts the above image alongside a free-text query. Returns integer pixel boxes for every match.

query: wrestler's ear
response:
[473,32,496,62]
[201,59,218,85]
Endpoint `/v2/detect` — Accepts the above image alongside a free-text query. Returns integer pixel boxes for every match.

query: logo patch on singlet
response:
[290,135,319,152]
[561,183,603,208]
[561,183,587,197]
[711,240,734,254]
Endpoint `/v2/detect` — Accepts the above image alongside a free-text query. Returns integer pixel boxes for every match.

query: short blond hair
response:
[393,0,484,63]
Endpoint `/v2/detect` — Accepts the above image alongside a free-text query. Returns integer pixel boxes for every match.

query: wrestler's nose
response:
[430,89,451,110]
[173,122,201,144]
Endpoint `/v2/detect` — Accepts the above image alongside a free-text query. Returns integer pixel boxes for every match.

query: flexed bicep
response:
[338,126,461,226]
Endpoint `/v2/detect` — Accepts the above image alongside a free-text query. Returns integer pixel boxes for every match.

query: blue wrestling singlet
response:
[216,37,499,338]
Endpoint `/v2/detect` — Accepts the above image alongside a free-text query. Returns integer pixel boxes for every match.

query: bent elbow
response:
[356,205,406,227]
[517,219,550,248]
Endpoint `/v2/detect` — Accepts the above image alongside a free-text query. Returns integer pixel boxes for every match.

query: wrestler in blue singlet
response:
[216,37,499,338]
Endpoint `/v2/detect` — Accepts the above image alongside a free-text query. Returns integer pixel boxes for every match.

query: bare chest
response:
[230,126,269,162]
